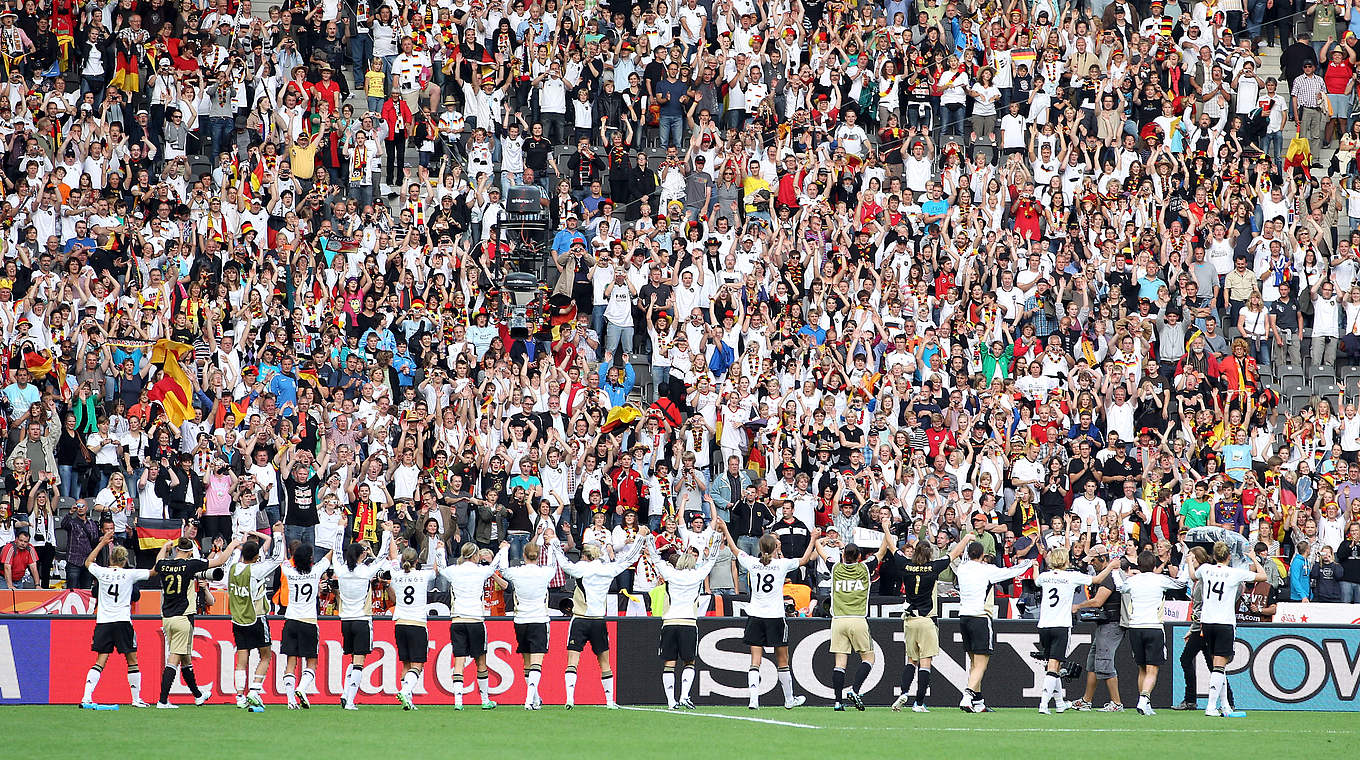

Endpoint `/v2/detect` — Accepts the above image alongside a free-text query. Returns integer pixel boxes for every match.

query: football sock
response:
[83,665,102,704]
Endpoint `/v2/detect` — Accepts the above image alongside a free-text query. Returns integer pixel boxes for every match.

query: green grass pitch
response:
[11,705,1354,757]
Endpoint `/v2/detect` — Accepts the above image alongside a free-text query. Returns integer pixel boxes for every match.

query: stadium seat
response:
[1278,373,1305,393]
[1288,392,1313,413]
[1316,376,1339,397]
[1341,366,1360,393]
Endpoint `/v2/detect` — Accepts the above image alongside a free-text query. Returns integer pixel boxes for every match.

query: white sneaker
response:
[246,693,264,710]
[156,702,178,709]
[343,703,359,711]
[1055,701,1071,713]
[1138,704,1156,717]
[606,701,619,710]
[131,699,150,708]
[783,696,805,710]
[1038,705,1051,715]
[891,695,910,712]
[1205,708,1223,717]
[236,695,247,709]
[194,687,212,706]
[679,699,696,710]
[911,704,930,713]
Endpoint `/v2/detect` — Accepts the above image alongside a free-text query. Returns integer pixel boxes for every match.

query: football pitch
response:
[11,705,1354,757]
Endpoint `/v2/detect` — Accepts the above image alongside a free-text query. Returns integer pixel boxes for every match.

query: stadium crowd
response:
[2,0,1360,632]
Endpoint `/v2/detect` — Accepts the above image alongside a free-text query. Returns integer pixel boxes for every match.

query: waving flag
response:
[23,351,53,379]
[147,339,195,427]
[601,405,642,435]
[1284,137,1312,171]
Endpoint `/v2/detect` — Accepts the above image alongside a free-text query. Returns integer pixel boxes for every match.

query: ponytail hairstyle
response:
[293,544,315,573]
[757,533,779,565]
[523,542,541,563]
[345,542,366,571]
[400,547,419,572]
[582,544,602,561]
[1047,547,1069,570]
[911,539,934,565]
[1188,546,1209,566]
[1212,541,1231,565]
[459,543,479,564]
[674,549,698,571]
[110,546,129,567]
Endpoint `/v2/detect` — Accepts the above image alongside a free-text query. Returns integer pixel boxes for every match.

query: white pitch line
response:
[617,706,820,729]
[829,727,1360,735]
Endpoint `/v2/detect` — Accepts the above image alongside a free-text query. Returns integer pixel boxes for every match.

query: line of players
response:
[76,516,1266,715]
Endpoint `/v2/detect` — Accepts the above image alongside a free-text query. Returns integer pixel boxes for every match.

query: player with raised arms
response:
[154,535,240,708]
[715,517,818,710]
[438,542,507,710]
[279,542,333,709]
[643,534,720,709]
[816,517,893,711]
[1034,546,1116,714]
[81,527,154,710]
[495,539,562,710]
[553,527,648,709]
[1188,541,1266,718]
[890,531,973,713]
[1119,550,1189,716]
[225,523,285,710]
[954,539,1035,713]
[387,530,438,711]
[334,541,388,710]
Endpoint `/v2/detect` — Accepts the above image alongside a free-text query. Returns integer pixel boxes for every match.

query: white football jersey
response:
[1036,569,1093,629]
[439,560,501,619]
[737,556,800,618]
[89,566,151,624]
[282,556,332,622]
[333,560,387,620]
[1119,572,1188,628]
[1197,563,1257,625]
[390,567,437,624]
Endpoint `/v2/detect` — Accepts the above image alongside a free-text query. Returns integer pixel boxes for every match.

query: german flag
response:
[1284,137,1312,172]
[748,443,767,478]
[23,351,53,379]
[147,339,195,427]
[601,405,642,435]
[136,517,183,550]
[297,368,320,388]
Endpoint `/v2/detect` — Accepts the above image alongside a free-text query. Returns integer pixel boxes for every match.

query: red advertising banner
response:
[46,618,612,706]
[0,590,228,616]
